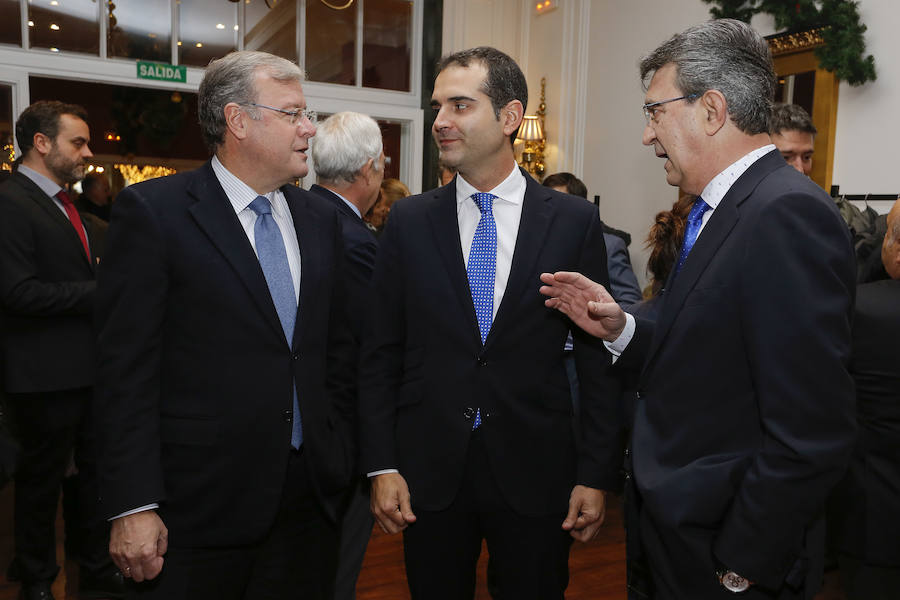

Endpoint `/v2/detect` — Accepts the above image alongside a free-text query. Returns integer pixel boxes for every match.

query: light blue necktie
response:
[674,197,711,275]
[249,195,302,449]
[467,192,497,430]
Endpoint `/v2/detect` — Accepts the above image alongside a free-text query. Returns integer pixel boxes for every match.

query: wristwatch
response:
[717,568,751,593]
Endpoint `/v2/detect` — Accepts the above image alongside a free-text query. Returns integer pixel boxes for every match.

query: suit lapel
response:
[284,186,321,351]
[488,174,554,345]
[643,150,784,368]
[186,163,286,343]
[13,173,93,271]
[425,181,482,343]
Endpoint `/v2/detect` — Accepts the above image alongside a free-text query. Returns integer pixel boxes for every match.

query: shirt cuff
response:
[367,469,399,478]
[603,312,635,359]
[109,503,159,521]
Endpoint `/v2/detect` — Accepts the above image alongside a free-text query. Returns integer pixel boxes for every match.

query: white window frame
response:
[0,0,424,192]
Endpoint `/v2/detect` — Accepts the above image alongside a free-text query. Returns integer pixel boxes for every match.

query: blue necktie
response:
[674,197,711,275]
[249,196,303,449]
[467,192,497,430]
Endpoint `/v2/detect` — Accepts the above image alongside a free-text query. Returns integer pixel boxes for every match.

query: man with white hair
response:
[309,111,384,599]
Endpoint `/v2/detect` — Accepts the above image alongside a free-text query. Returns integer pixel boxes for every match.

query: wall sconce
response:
[517,116,544,178]
[517,77,547,179]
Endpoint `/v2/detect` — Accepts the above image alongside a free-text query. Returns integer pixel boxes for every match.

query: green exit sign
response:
[137,61,187,83]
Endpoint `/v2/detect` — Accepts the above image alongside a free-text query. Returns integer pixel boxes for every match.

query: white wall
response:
[831,0,899,195]
[443,0,899,286]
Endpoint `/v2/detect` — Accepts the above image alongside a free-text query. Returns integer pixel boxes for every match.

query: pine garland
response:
[701,0,876,85]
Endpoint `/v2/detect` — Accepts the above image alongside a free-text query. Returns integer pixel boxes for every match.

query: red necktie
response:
[56,190,91,259]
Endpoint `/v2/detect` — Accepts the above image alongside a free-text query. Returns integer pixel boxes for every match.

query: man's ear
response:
[699,90,728,136]
[32,132,53,157]
[501,100,524,138]
[224,103,248,140]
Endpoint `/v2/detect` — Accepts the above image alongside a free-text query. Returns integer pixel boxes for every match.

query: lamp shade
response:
[517,115,544,142]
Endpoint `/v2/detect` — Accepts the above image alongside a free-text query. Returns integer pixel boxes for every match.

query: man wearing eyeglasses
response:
[541,20,856,599]
[94,50,355,600]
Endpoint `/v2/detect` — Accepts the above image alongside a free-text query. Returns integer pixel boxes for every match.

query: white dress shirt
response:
[455,164,527,319]
[17,164,89,241]
[606,144,776,357]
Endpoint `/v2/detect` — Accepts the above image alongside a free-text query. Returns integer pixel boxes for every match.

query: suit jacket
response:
[308,184,377,342]
[0,171,102,393]
[828,278,900,566]
[359,169,623,517]
[94,162,356,548]
[619,150,857,597]
[603,232,642,306]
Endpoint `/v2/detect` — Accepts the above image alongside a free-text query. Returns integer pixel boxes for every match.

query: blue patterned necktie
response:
[249,196,303,449]
[467,192,497,430]
[674,197,711,275]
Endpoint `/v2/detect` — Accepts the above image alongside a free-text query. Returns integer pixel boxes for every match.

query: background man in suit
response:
[360,46,621,600]
[540,19,856,599]
[769,103,817,177]
[75,171,112,222]
[94,50,355,600]
[828,198,900,599]
[0,100,118,600]
[541,172,642,306]
[308,110,383,600]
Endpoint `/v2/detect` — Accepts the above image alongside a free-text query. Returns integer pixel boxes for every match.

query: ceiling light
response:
[195,42,202,47]
[49,23,60,30]
[216,23,225,29]
[27,20,34,27]
[50,0,58,5]
[233,25,239,31]
[50,47,59,52]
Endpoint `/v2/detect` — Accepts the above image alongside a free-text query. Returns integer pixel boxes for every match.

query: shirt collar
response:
[211,155,276,213]
[17,164,63,199]
[455,164,525,207]
[329,188,362,219]
[700,144,776,209]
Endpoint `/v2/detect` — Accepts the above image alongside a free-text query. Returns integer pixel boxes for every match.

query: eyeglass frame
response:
[242,102,318,126]
[642,94,699,124]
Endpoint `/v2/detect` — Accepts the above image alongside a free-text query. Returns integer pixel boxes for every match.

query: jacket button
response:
[477,357,487,367]
[463,407,475,420]
[292,352,300,361]
[283,409,292,422]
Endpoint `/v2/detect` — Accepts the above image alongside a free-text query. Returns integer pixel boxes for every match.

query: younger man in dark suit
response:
[0,101,117,600]
[360,46,620,600]
[541,20,856,598]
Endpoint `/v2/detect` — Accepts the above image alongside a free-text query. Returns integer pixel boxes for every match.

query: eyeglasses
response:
[642,94,699,124]
[243,102,317,125]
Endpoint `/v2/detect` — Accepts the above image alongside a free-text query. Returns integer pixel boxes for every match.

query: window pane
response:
[29,0,99,55]
[0,0,22,47]
[363,0,411,91]
[305,1,356,86]
[108,0,172,62]
[244,0,296,62]
[1,84,13,173]
[178,2,237,68]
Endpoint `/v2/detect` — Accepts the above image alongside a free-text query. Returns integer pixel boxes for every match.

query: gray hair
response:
[198,50,304,152]
[312,112,383,185]
[639,19,775,135]
[769,103,817,136]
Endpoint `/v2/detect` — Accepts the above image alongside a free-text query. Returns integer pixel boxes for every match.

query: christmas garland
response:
[701,0,876,85]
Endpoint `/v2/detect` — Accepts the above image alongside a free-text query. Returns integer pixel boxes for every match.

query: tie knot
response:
[687,197,711,225]
[471,192,496,214]
[249,195,273,216]
[56,190,72,206]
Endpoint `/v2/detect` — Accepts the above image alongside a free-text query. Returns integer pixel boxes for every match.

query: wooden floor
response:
[0,484,628,599]
[0,484,848,599]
